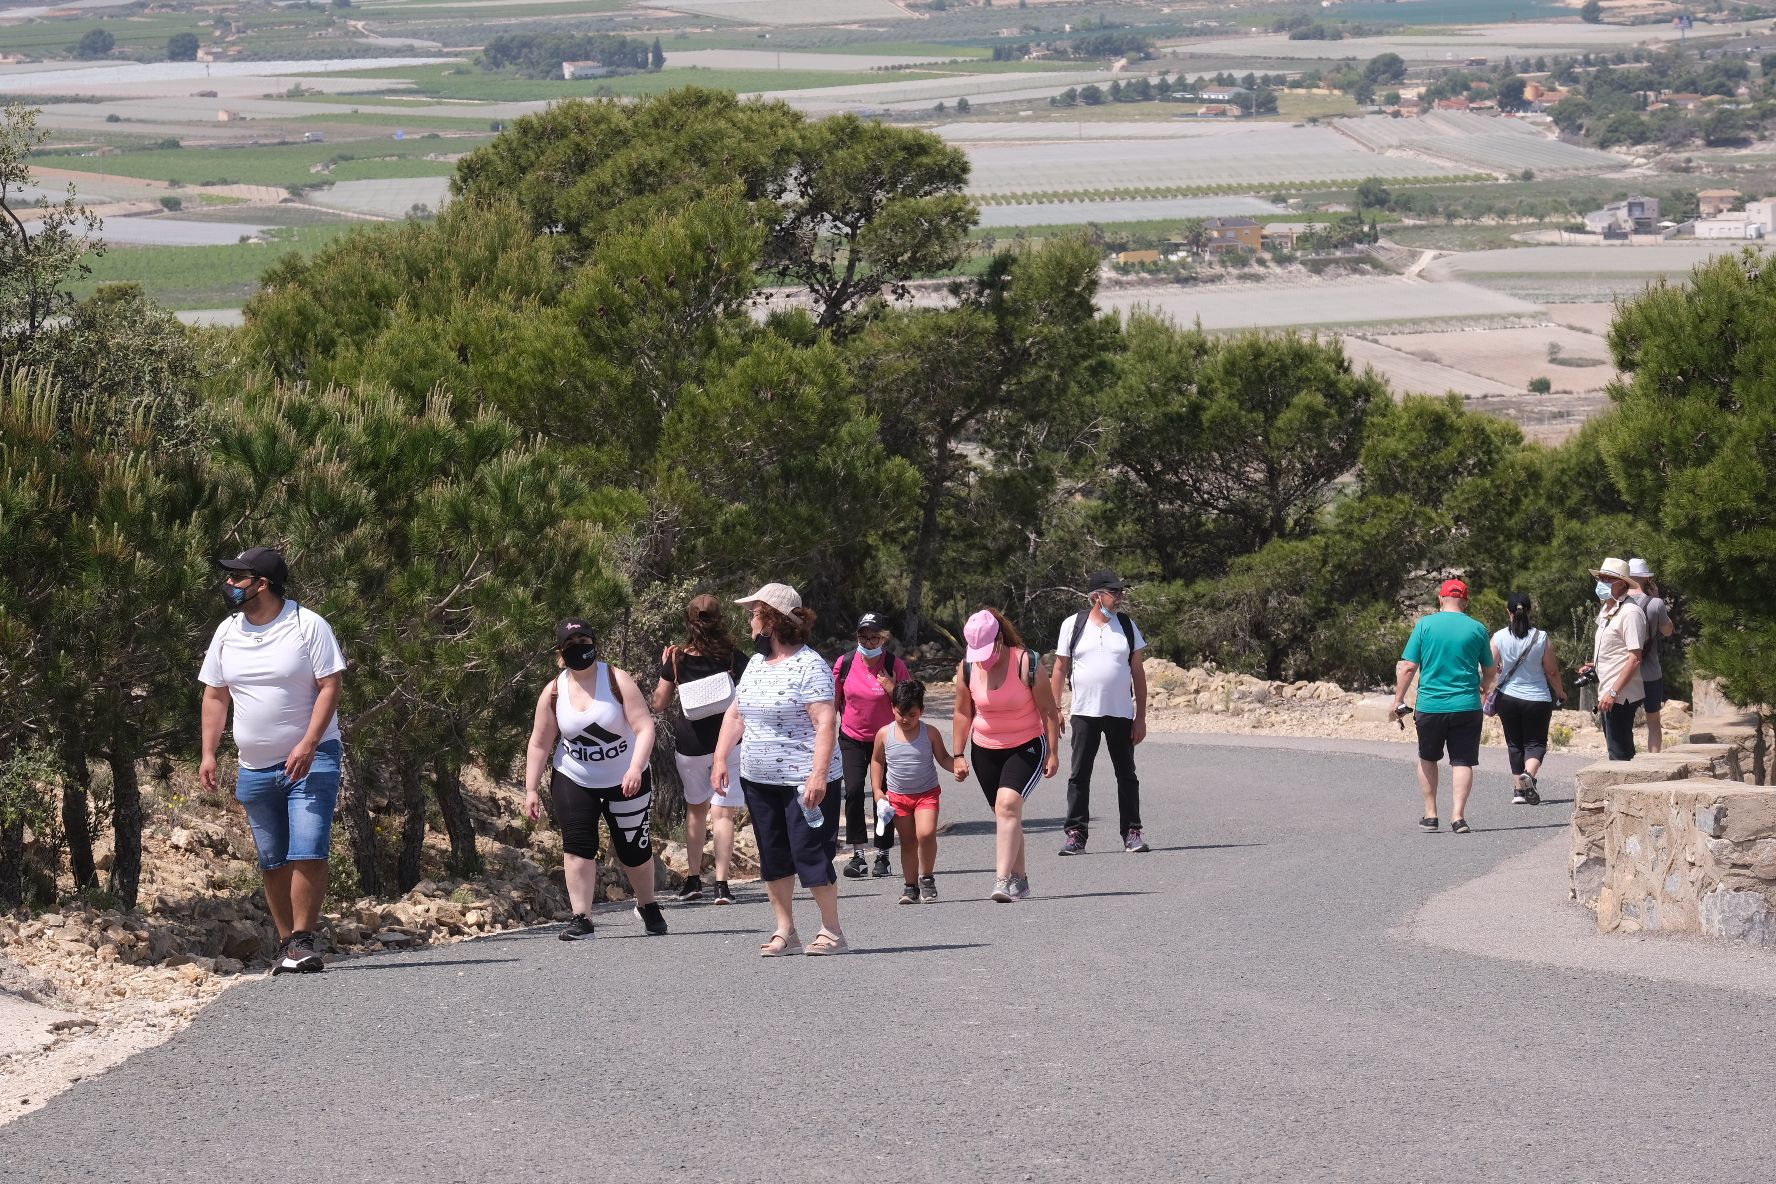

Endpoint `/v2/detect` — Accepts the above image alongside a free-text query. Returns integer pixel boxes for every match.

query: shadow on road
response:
[944,817,1066,836]
[845,942,990,956]
[331,957,522,973]
[1471,821,1571,833]
[1037,890,1153,901]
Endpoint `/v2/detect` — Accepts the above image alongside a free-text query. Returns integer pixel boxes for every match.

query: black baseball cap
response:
[218,546,288,585]
[1088,570,1130,594]
[555,617,594,648]
[855,612,888,633]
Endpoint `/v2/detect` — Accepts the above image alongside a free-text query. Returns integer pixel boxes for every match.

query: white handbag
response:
[676,656,736,721]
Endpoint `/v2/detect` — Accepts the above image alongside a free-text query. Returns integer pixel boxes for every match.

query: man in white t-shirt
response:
[1049,570,1149,855]
[198,547,347,976]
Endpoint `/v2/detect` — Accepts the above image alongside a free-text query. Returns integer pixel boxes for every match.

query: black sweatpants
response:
[1493,693,1553,777]
[1064,715,1141,841]
[839,733,893,852]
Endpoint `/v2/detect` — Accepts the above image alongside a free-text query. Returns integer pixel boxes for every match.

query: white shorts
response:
[676,750,744,810]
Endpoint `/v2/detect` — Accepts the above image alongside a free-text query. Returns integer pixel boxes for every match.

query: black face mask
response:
[752,632,775,658]
[561,643,597,671]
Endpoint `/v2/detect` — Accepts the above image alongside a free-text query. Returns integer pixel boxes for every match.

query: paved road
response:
[4,736,1774,1183]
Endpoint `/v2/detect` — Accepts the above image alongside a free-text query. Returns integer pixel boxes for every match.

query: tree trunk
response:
[432,761,481,879]
[338,751,382,899]
[903,445,953,650]
[105,743,142,911]
[59,728,96,893]
[396,763,427,893]
[0,815,25,910]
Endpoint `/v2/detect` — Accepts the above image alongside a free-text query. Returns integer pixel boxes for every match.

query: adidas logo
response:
[566,721,628,763]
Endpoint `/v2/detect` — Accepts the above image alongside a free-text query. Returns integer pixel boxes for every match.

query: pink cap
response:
[963,610,1000,663]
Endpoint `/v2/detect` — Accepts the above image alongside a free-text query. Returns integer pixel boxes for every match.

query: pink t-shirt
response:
[834,650,908,742]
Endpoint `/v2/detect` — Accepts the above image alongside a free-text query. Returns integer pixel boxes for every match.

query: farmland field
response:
[658,0,911,25]
[1428,243,1775,301]
[1100,275,1539,331]
[976,196,1287,228]
[67,223,366,309]
[308,177,453,218]
[30,140,490,190]
[1337,112,1624,176]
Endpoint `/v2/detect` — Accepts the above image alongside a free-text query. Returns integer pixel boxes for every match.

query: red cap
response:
[1439,578,1469,600]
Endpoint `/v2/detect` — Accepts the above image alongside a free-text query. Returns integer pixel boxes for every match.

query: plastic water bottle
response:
[875,798,896,838]
[799,787,825,828]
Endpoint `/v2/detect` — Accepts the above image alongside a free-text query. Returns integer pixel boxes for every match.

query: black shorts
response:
[970,735,1046,808]
[1642,678,1666,714]
[1414,710,1483,768]
[742,777,842,888]
[549,767,655,867]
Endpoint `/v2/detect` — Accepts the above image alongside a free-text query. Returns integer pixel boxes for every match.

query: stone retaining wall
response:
[1568,708,1775,946]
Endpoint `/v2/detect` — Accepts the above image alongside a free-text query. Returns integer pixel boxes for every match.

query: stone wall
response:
[1568,707,1776,946]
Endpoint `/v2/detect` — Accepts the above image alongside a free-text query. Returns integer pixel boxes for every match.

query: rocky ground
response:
[1,657,1659,1125]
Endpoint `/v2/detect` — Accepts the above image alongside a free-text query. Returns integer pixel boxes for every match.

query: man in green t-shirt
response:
[1392,579,1496,834]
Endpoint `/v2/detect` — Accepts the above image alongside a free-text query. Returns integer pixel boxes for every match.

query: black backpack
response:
[963,647,1040,694]
[1064,611,1136,685]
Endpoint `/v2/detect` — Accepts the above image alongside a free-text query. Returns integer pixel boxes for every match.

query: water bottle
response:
[799,786,825,828]
[875,798,896,839]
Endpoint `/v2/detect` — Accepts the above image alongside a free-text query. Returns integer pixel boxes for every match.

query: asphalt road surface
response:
[4,735,1773,1183]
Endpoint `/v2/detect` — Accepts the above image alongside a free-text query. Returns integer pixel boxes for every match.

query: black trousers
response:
[1493,693,1553,777]
[1601,699,1639,762]
[1065,715,1141,840]
[839,733,893,851]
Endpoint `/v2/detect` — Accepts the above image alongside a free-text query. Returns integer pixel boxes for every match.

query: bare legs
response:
[709,805,737,883]
[1418,760,1474,823]
[993,788,1027,879]
[1646,710,1663,754]
[894,811,939,882]
[685,800,710,880]
[763,876,842,939]
[261,859,328,939]
[563,852,599,916]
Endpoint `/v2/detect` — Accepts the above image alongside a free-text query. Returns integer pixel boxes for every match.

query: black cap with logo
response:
[1088,570,1130,594]
[555,618,594,649]
[855,612,888,633]
[218,546,288,585]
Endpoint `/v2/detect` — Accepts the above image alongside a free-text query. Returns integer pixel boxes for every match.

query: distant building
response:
[1744,197,1776,232]
[1662,92,1706,110]
[562,61,611,80]
[1198,86,1247,102]
[1434,97,1471,112]
[217,109,245,122]
[1114,249,1163,265]
[1585,195,1659,237]
[1698,188,1742,217]
[1694,213,1762,239]
[1204,216,1262,252]
[1193,104,1243,118]
[1261,222,1330,251]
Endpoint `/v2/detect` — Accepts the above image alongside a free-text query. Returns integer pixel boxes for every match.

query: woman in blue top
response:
[1489,593,1565,806]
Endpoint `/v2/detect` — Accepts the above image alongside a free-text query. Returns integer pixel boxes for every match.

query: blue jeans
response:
[235,739,342,871]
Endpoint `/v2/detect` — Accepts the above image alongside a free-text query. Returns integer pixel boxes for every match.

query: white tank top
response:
[552,664,639,789]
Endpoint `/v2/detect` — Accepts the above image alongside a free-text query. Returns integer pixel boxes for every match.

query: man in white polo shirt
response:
[1050,570,1149,855]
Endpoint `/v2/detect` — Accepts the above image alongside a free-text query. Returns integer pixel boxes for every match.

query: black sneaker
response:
[275,931,323,975]
[1524,775,1540,806]
[1419,816,1439,832]
[559,914,596,941]
[899,882,919,905]
[1451,819,1472,835]
[635,902,669,936]
[1059,828,1086,856]
[842,852,868,879]
[919,874,938,903]
[872,851,892,878]
[712,880,735,905]
[676,875,704,902]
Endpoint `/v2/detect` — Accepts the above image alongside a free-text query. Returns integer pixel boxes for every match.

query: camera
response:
[1572,668,1599,689]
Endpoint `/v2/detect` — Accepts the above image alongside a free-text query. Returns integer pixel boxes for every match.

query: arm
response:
[198,685,231,793]
[927,723,967,781]
[1542,638,1564,707]
[1031,655,1062,778]
[871,730,889,801]
[803,699,838,806]
[1049,655,1070,736]
[1130,647,1148,745]
[649,645,676,713]
[710,701,744,791]
[615,668,656,797]
[284,671,343,783]
[522,683,559,821]
[1392,660,1418,711]
[951,661,974,764]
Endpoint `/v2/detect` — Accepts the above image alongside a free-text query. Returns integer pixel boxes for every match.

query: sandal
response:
[1451,819,1472,835]
[804,929,849,957]
[759,931,801,958]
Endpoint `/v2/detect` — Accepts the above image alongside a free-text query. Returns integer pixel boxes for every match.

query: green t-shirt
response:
[1402,610,1494,714]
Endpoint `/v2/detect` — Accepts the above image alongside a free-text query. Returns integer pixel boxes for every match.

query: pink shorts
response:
[887,787,941,814]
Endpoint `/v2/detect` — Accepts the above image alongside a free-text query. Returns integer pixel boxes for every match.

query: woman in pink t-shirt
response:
[833,612,910,880]
[952,607,1061,904]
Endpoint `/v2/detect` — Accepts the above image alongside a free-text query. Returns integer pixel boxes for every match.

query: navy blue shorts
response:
[1642,678,1666,714]
[742,777,841,888]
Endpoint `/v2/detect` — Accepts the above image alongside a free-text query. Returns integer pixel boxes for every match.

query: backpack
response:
[963,647,1040,694]
[835,649,900,715]
[1064,611,1136,685]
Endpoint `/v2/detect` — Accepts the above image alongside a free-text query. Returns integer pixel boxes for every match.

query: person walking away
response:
[835,612,910,880]
[198,547,346,976]
[1050,570,1149,856]
[1626,558,1675,754]
[1582,558,1647,763]
[523,619,667,940]
[1489,593,1563,806]
[870,680,967,904]
[652,594,750,905]
[953,608,1062,902]
[711,583,849,956]
[1391,579,1495,834]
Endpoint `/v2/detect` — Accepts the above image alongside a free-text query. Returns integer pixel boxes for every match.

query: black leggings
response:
[550,767,654,867]
[1493,693,1553,777]
[839,733,893,851]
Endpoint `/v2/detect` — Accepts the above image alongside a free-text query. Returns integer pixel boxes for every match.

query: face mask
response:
[859,644,884,659]
[224,581,256,610]
[561,643,597,670]
[1595,581,1613,603]
[752,632,775,658]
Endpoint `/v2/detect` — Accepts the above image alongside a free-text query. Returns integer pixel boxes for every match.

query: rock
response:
[219,921,264,962]
[39,913,65,928]
[1698,887,1776,946]
[214,957,245,976]
[372,930,415,947]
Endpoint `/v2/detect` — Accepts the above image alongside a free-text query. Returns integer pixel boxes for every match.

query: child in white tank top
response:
[870,680,967,904]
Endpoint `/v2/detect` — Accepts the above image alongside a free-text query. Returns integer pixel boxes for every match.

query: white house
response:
[562,61,610,80]
[1694,213,1764,239]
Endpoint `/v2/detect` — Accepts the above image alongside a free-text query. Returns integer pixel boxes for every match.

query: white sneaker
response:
[1009,874,1031,900]
[990,877,1012,903]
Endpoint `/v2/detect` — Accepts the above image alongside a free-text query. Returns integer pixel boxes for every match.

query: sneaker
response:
[990,877,1013,903]
[899,882,919,905]
[1523,783,1541,807]
[1059,828,1086,856]
[712,880,735,905]
[274,931,324,974]
[872,851,892,878]
[1123,828,1150,853]
[842,851,868,879]
[1009,874,1031,901]
[919,874,938,903]
[635,902,669,936]
[1419,816,1439,832]
[558,913,596,941]
[676,875,704,902]
[1512,788,1528,805]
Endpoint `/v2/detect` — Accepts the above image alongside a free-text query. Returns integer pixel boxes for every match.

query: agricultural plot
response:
[976,195,1286,228]
[662,50,968,71]
[962,125,1473,197]
[66,223,366,310]
[308,176,453,218]
[1379,325,1619,395]
[1100,276,1539,331]
[0,59,454,97]
[1428,243,1771,301]
[763,70,1117,109]
[1337,113,1622,176]
[1161,21,1767,65]
[34,217,281,248]
[657,0,911,26]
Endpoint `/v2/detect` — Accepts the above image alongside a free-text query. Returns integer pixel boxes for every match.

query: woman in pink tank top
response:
[952,607,1061,904]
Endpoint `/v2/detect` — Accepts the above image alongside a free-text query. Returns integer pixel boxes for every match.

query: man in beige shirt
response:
[1583,557,1647,761]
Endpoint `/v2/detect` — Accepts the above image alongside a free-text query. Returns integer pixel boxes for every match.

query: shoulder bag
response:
[674,650,736,721]
[1483,630,1540,717]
